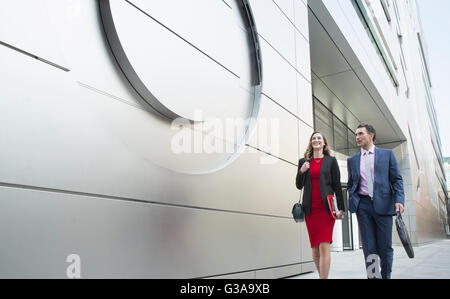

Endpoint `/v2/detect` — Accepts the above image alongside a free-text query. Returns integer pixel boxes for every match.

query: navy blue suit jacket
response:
[347,147,405,216]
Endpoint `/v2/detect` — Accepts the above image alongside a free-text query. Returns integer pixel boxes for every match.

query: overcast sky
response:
[416,0,450,157]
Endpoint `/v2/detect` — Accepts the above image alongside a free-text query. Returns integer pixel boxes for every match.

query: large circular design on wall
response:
[99,0,262,173]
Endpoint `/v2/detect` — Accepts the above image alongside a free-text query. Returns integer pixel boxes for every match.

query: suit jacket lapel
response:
[374,146,379,182]
[319,155,328,181]
[356,152,361,179]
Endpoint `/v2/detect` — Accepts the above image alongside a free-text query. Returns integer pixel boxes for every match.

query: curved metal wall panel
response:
[0,186,304,278]
[0,44,296,217]
[0,0,313,278]
[99,0,257,122]
[0,0,68,69]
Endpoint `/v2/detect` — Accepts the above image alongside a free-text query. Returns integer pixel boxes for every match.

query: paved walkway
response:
[289,239,450,279]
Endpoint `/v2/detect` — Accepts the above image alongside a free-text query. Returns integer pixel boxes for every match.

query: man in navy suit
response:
[347,124,405,279]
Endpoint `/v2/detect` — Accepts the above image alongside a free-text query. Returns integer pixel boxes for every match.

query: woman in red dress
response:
[296,132,345,279]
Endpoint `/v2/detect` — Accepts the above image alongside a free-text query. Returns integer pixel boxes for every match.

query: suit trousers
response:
[356,196,394,279]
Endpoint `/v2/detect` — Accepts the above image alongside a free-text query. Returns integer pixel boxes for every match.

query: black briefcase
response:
[395,212,415,258]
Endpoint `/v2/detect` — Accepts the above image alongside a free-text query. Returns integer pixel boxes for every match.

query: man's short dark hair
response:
[357,124,376,142]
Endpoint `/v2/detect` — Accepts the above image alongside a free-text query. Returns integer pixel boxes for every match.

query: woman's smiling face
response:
[311,133,325,151]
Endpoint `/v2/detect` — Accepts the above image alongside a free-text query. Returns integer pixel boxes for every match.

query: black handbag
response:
[395,212,414,258]
[292,192,304,223]
[292,202,304,222]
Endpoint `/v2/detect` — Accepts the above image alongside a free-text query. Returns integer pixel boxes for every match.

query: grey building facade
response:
[0,0,447,278]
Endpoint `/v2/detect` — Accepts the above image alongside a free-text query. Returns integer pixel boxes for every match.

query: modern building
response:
[0,0,447,278]
[445,158,450,192]
[444,157,450,236]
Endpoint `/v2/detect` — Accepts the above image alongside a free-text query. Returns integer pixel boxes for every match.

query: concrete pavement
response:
[289,239,450,279]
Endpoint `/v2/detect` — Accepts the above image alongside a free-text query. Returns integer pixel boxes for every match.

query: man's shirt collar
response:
[361,145,375,155]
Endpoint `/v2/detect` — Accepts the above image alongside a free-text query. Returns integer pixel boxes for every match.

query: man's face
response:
[356,127,373,148]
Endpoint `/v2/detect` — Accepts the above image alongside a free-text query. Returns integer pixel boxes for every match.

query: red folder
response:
[327,195,340,219]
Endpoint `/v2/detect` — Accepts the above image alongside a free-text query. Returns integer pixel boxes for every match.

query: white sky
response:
[416,0,450,157]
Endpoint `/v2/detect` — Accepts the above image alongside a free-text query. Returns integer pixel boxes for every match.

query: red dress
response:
[305,158,335,248]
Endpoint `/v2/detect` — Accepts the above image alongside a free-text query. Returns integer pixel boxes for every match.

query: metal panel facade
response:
[0,0,313,278]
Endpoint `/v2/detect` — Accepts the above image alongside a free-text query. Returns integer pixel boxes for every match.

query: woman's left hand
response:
[336,210,344,219]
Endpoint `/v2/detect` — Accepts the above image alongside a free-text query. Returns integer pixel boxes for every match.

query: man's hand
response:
[395,203,405,214]
[336,210,344,219]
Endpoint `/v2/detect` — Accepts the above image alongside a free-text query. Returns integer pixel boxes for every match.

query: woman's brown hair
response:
[303,131,332,161]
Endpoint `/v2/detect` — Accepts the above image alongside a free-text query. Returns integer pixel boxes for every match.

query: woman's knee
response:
[312,247,320,259]
[318,242,330,253]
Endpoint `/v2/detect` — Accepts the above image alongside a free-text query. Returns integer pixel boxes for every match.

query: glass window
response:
[348,128,359,156]
[313,97,357,157]
[341,187,353,250]
[314,99,334,150]
[334,116,349,156]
